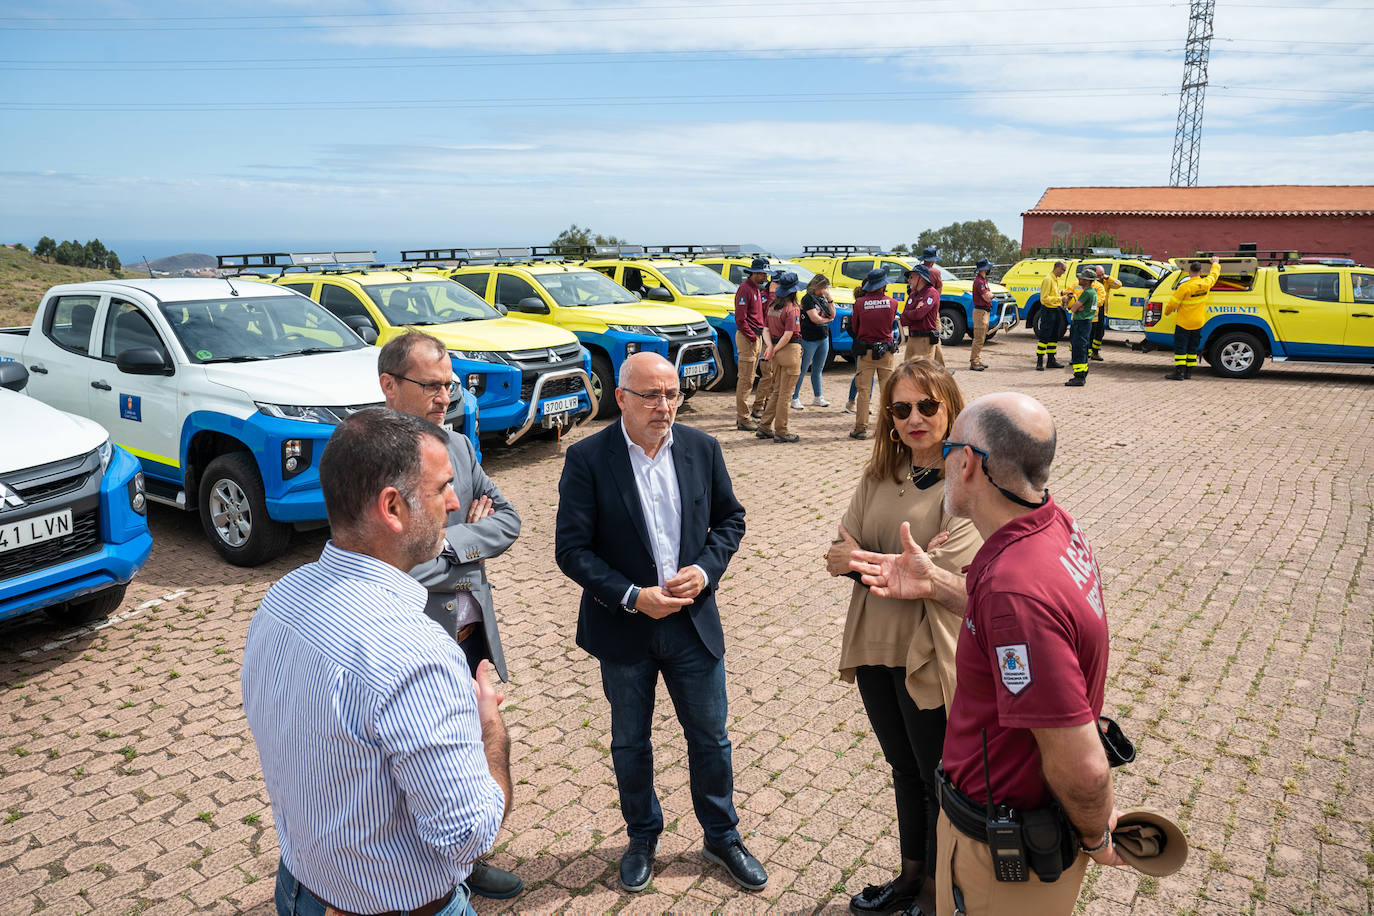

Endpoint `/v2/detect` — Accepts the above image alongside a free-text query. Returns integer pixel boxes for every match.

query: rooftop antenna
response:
[1169,0,1215,187]
[143,254,153,279]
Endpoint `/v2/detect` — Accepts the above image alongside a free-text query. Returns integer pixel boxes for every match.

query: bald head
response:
[957,393,1057,492]
[618,351,675,390]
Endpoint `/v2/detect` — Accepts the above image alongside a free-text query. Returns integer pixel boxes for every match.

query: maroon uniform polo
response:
[901,284,940,332]
[972,274,992,312]
[942,496,1109,811]
[852,291,899,345]
[734,280,765,341]
[765,302,801,344]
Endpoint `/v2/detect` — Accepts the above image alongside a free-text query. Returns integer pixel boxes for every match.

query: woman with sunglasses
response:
[825,358,981,916]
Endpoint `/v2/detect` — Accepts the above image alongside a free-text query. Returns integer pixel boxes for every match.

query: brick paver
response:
[1,332,1370,914]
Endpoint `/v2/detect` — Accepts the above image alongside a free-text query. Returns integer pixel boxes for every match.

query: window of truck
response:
[656,265,735,296]
[841,260,875,281]
[452,272,489,297]
[1279,272,1340,302]
[535,271,639,306]
[317,283,372,323]
[1117,264,1158,288]
[364,281,500,325]
[495,274,541,309]
[156,296,363,363]
[43,295,99,356]
[103,300,168,362]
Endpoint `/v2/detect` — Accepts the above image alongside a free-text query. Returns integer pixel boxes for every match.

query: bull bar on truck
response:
[505,366,597,445]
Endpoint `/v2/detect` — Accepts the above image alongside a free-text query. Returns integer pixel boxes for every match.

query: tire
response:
[44,584,126,627]
[1208,331,1264,379]
[1031,307,1068,340]
[198,452,291,567]
[588,352,619,419]
[940,306,967,345]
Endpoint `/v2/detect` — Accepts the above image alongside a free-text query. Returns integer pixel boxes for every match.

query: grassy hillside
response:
[0,246,121,328]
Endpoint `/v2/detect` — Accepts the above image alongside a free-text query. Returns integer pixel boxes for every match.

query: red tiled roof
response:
[1023,186,1374,218]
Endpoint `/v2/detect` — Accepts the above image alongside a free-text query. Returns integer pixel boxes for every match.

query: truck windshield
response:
[160,295,366,363]
[364,280,500,326]
[657,266,736,296]
[774,262,817,284]
[535,270,640,306]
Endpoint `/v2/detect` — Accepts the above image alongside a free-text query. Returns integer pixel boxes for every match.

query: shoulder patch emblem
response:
[996,643,1032,695]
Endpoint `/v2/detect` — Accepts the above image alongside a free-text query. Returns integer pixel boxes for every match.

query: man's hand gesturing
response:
[848,521,939,599]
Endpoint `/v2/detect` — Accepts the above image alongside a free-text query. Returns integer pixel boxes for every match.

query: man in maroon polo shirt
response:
[848,268,900,440]
[733,257,770,431]
[848,392,1123,915]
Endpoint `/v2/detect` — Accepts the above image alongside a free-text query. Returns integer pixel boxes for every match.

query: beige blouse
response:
[837,471,982,711]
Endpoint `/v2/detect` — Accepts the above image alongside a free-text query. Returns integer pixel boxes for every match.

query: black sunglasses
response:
[886,398,941,420]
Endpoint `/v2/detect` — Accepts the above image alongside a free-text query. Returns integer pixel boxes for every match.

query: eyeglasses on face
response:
[393,374,459,398]
[886,398,941,420]
[622,387,685,407]
[940,439,989,461]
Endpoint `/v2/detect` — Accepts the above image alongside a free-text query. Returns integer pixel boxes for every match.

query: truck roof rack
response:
[1194,249,1353,266]
[217,251,383,276]
[400,246,570,266]
[1026,246,1129,258]
[648,245,745,258]
[801,245,883,256]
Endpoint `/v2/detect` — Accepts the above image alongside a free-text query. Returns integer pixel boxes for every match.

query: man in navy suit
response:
[555,352,768,895]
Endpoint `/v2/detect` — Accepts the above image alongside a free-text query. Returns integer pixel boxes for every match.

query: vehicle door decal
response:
[119,394,142,422]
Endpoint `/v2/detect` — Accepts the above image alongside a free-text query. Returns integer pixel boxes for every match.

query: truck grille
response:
[507,343,587,401]
[0,450,99,508]
[0,509,101,579]
[660,322,715,366]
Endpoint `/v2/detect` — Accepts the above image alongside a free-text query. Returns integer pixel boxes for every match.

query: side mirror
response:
[343,314,377,333]
[514,296,550,315]
[116,347,172,375]
[356,326,378,345]
[0,361,28,391]
[494,303,508,316]
[645,286,673,302]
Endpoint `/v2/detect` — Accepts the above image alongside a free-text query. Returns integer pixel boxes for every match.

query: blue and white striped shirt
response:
[242,542,504,913]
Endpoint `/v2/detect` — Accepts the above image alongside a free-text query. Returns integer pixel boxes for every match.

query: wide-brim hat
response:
[1078,267,1098,281]
[975,257,993,273]
[904,263,932,284]
[860,268,889,292]
[921,246,939,262]
[1113,809,1188,877]
[773,274,804,299]
[746,257,771,274]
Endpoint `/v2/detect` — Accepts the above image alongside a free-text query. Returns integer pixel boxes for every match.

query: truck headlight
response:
[256,402,347,424]
[98,437,113,472]
[608,324,660,336]
[128,472,147,515]
[450,350,509,364]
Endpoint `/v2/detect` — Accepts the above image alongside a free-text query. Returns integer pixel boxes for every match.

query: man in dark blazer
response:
[555,352,767,895]
[378,330,524,901]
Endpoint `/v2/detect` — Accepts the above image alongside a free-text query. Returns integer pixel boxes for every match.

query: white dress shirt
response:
[619,421,707,605]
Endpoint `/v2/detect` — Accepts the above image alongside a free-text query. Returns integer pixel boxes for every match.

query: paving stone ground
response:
[1,332,1371,916]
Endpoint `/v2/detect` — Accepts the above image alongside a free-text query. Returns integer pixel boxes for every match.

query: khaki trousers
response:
[759,344,802,436]
[969,310,990,367]
[935,811,1088,916]
[852,350,896,432]
[734,331,761,424]
[905,332,945,367]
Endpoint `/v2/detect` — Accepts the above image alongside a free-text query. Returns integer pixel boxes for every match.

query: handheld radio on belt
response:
[981,727,1029,882]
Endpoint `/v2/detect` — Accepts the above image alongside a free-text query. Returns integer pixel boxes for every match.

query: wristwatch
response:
[1080,826,1112,854]
[624,586,641,614]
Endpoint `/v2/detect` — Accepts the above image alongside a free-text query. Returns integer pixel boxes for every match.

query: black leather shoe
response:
[703,839,768,891]
[619,837,658,893]
[467,859,523,899]
[849,880,918,913]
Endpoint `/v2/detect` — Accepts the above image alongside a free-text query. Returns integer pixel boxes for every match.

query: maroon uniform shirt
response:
[734,280,765,341]
[852,290,899,345]
[901,283,940,332]
[942,496,1109,811]
[765,302,801,344]
[972,274,992,312]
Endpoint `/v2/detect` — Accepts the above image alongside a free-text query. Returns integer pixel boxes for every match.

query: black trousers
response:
[855,665,947,875]
[1035,308,1065,356]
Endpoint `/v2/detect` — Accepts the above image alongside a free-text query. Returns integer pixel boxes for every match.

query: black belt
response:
[936,767,1079,883]
[937,766,994,841]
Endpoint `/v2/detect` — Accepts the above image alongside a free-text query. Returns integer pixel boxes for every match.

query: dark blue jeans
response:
[274,858,474,916]
[794,337,830,398]
[598,612,740,847]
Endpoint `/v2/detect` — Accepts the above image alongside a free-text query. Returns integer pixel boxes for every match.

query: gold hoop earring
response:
[888,427,901,443]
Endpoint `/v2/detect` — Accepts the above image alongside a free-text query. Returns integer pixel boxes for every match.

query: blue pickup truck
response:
[0,361,152,627]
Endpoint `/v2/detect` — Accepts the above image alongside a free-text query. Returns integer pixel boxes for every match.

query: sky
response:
[1,0,1371,263]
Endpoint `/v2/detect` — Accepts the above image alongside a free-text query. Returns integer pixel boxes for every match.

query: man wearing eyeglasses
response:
[378,330,526,902]
[555,352,765,896]
[849,393,1123,915]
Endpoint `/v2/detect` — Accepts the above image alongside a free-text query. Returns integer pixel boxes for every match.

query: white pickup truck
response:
[0,278,478,566]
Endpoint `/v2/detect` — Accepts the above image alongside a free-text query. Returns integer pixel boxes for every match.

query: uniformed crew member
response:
[850,268,901,440]
[1088,266,1121,362]
[734,257,770,428]
[903,263,944,366]
[920,246,945,295]
[1064,270,1098,388]
[1035,262,1072,371]
[378,330,526,902]
[1162,256,1221,381]
[969,258,994,372]
[849,392,1125,915]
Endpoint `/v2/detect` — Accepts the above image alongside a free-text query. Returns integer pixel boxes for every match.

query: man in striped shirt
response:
[243,408,510,916]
